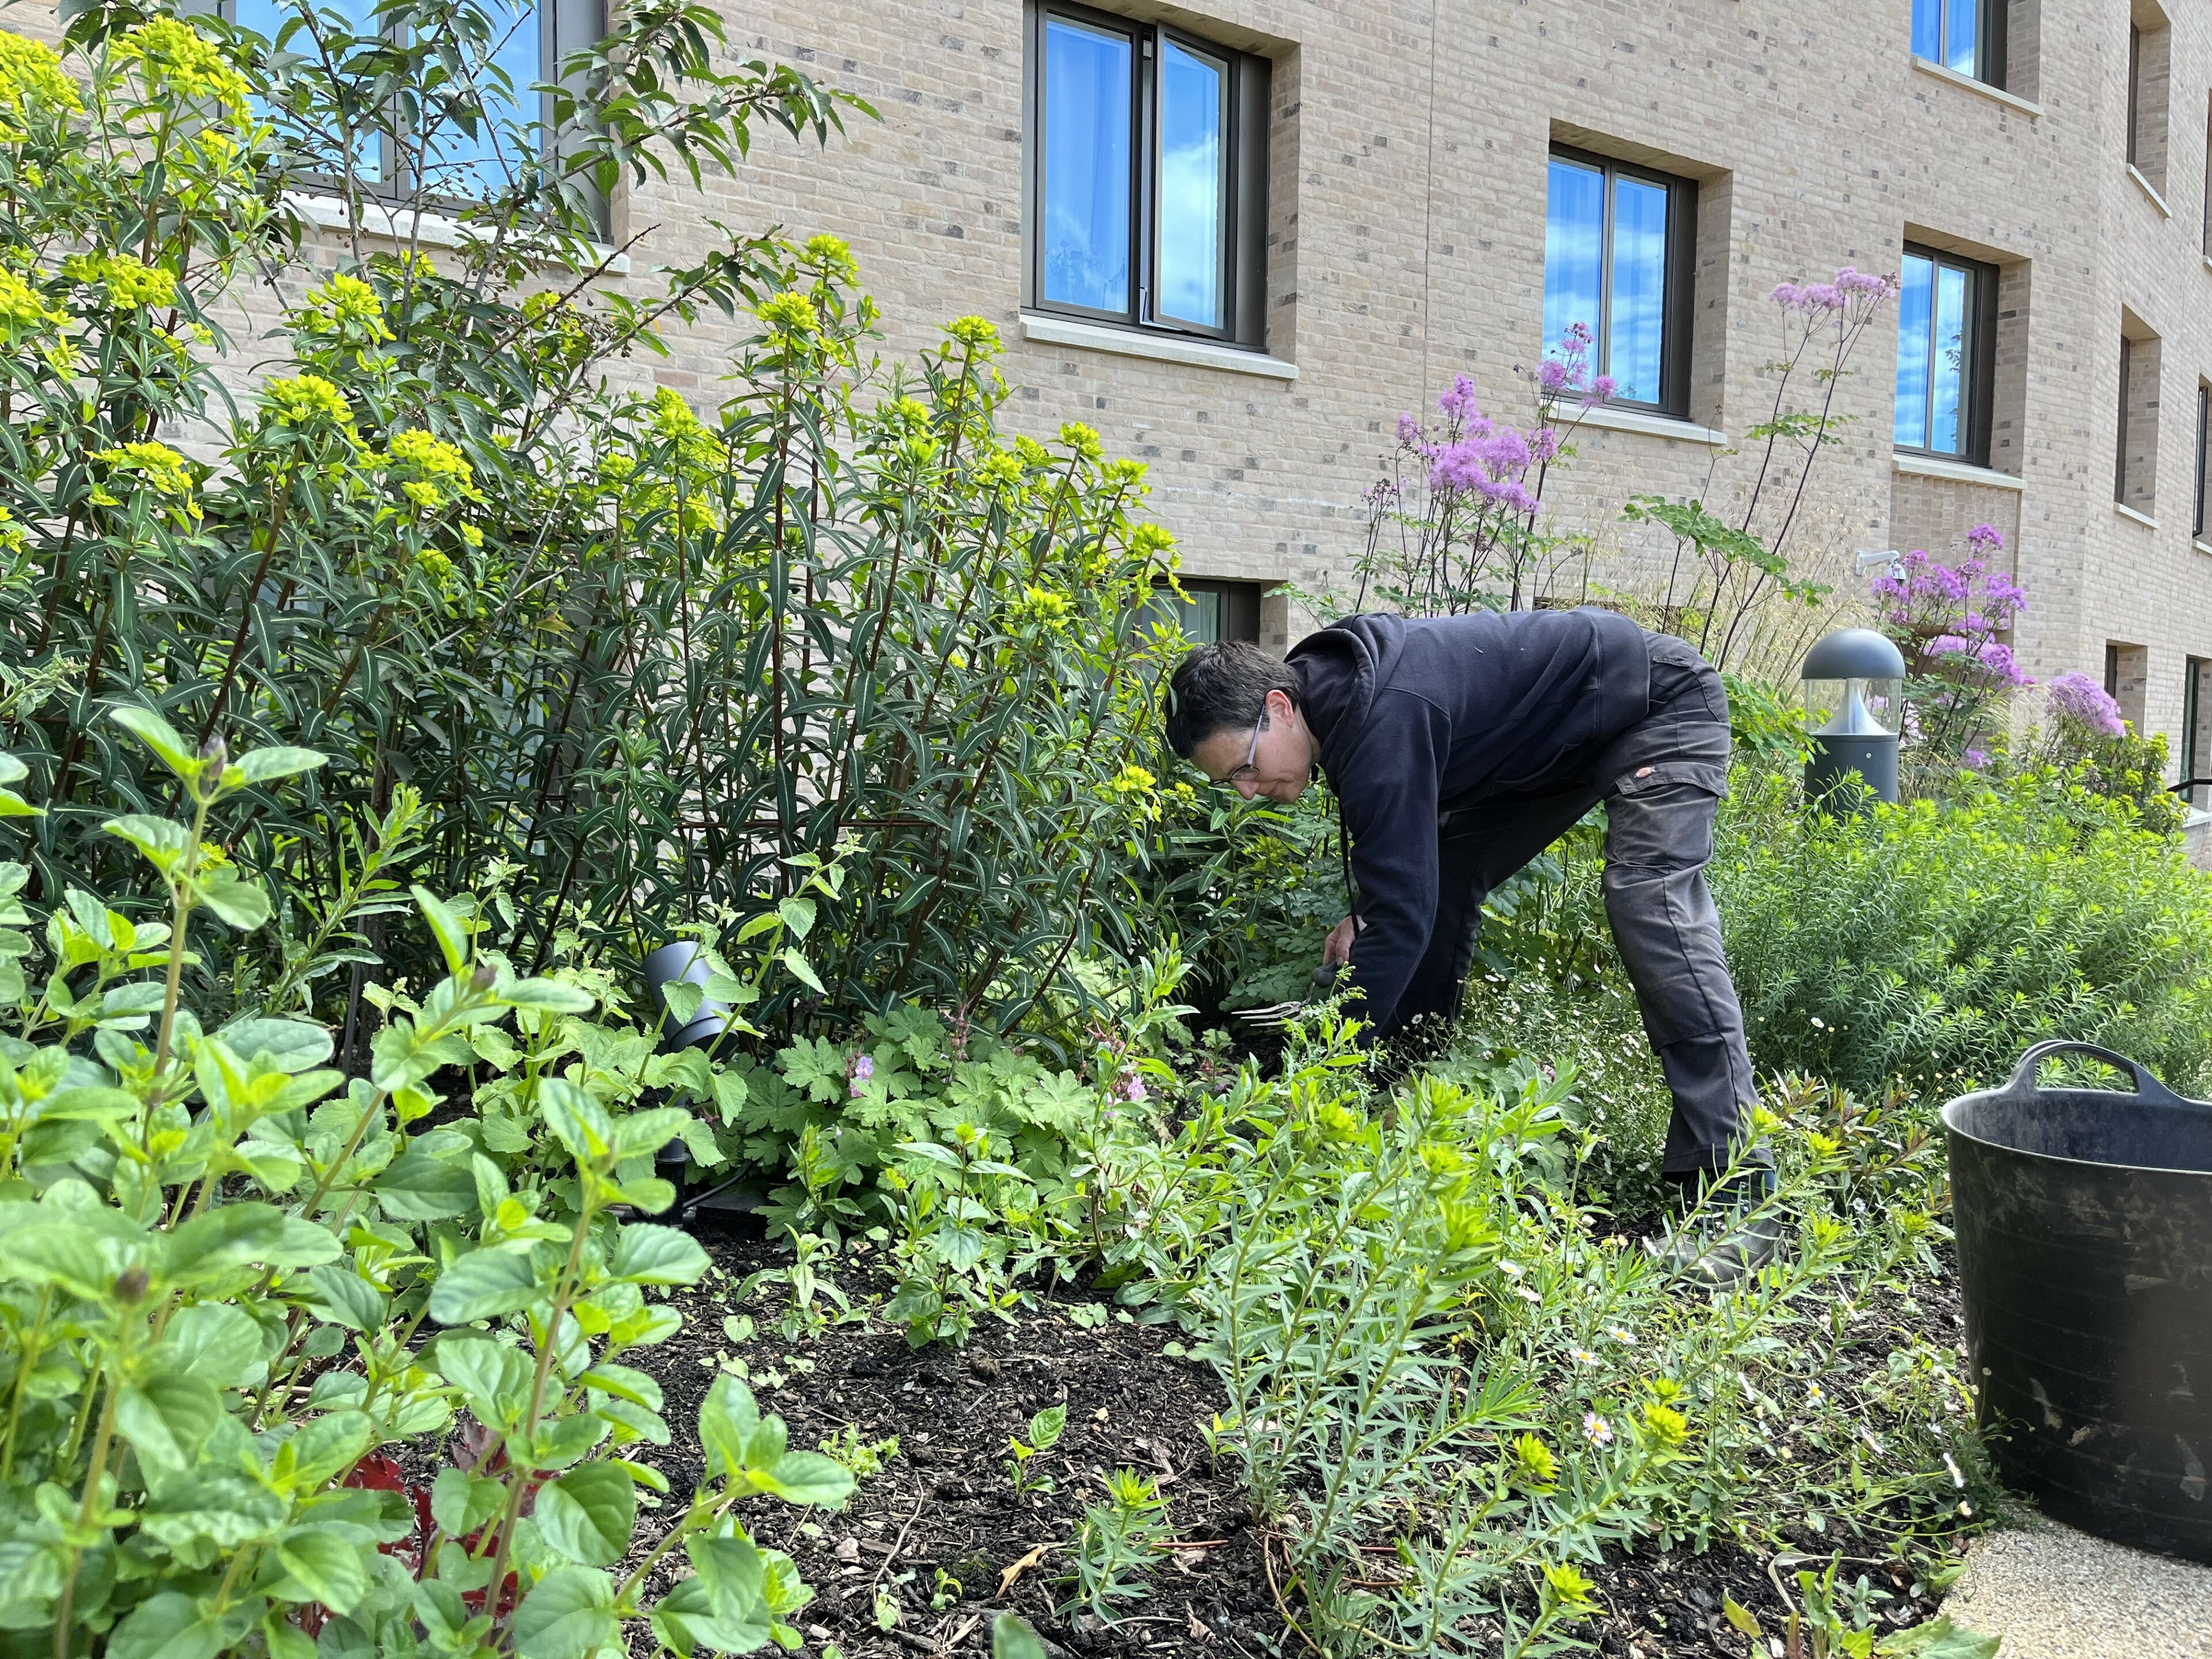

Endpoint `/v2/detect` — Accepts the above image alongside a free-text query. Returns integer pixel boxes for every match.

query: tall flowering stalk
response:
[1872,525,2031,786]
[1623,267,1901,673]
[1338,324,1612,616]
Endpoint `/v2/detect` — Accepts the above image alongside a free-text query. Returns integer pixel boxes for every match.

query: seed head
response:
[113,1265,149,1303]
[470,962,498,993]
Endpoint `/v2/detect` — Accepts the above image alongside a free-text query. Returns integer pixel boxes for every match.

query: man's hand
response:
[1323,914,1365,969]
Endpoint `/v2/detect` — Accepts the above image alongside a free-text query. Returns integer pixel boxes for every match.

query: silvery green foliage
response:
[0,711,853,1654]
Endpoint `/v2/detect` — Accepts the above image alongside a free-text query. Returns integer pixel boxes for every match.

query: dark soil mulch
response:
[586,1229,1968,1658]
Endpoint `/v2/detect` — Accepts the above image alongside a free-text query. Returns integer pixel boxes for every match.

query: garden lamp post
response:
[641,940,752,1226]
[1801,627,1907,809]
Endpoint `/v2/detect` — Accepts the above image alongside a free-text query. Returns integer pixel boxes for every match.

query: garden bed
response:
[542,1227,1969,1658]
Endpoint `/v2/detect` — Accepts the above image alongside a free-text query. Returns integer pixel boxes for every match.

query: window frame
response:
[2117,334,2135,505]
[1022,1,1270,350]
[2194,380,2209,539]
[194,0,601,211]
[1893,241,1998,468]
[2128,22,2143,166]
[1911,0,2009,89]
[1543,143,1698,419]
[1145,578,1263,645]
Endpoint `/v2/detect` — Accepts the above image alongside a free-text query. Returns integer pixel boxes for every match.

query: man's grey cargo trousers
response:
[1389,632,1763,1175]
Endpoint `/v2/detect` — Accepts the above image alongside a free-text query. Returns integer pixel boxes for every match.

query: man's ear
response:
[1264,687,1295,724]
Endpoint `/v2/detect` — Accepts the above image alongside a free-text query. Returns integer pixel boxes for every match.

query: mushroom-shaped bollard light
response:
[640,940,752,1225]
[1801,627,1907,809]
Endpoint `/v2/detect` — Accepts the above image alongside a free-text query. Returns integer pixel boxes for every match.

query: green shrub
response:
[0,713,853,1655]
[2,7,1206,1052]
[1715,764,2212,1100]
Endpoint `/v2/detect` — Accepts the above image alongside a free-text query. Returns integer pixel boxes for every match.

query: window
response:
[2195,381,2210,539]
[2185,658,2212,805]
[2115,327,2162,513]
[1893,245,1997,464]
[2126,3,2171,190]
[2105,642,2148,729]
[205,0,600,202]
[1542,146,1696,414]
[1025,4,1270,347]
[1143,579,1262,644]
[1912,0,2006,86]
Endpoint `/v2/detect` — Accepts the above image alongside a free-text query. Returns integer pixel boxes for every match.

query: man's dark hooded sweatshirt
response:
[1285,606,1762,1175]
[1287,608,1649,1028]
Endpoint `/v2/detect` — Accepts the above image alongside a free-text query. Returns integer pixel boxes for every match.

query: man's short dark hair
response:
[1164,641,1299,757]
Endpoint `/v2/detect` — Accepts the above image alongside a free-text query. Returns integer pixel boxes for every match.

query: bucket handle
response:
[2000,1039,2190,1107]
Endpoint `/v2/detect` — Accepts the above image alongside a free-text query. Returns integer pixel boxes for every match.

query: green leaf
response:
[215,1017,334,1073]
[306,1264,389,1333]
[610,1223,710,1286]
[412,885,472,976]
[116,1375,224,1478]
[196,869,272,931]
[1027,1403,1067,1452]
[994,1613,1050,1659]
[512,1566,618,1659]
[377,1147,478,1221]
[101,813,190,874]
[750,1449,856,1509]
[1722,1593,1763,1639]
[430,1466,505,1538]
[780,946,825,994]
[429,1249,540,1324]
[1876,1618,2003,1659]
[157,1303,265,1388]
[534,1463,637,1566]
[502,977,597,1013]
[230,745,327,785]
[107,1592,231,1659]
[538,1075,612,1160]
[162,1203,297,1282]
[274,1525,372,1615]
[777,896,816,941]
[432,1335,536,1430]
[699,1373,763,1484]
[109,706,198,780]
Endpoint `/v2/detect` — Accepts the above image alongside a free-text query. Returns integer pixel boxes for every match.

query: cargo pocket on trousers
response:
[1608,759,1729,802]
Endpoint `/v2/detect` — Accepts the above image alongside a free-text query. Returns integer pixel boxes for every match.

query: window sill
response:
[1556,403,1726,446]
[2115,501,2159,530]
[282,191,633,275]
[1017,313,1298,380]
[2128,165,2172,219]
[2195,539,2212,557]
[1909,55,2043,118]
[1892,452,2025,491]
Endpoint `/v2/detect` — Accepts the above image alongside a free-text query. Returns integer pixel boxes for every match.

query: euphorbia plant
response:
[0,708,851,1655]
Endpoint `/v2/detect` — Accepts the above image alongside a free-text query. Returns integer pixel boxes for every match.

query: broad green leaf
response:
[1722,1593,1763,1638]
[277,1411,373,1490]
[106,1591,232,1659]
[533,1463,636,1566]
[538,1075,612,1160]
[412,885,471,976]
[511,1566,618,1659]
[611,1105,694,1161]
[1028,1403,1067,1452]
[432,1335,536,1430]
[0,754,26,784]
[306,1264,389,1333]
[579,1363,664,1412]
[1877,1618,2004,1659]
[196,869,272,931]
[429,1249,540,1324]
[274,1525,372,1615]
[780,946,825,994]
[214,1017,334,1073]
[230,745,327,785]
[994,1613,1050,1659]
[502,977,597,1013]
[750,1449,855,1509]
[609,1223,709,1287]
[109,706,198,779]
[376,1148,478,1221]
[699,1374,763,1484]
[777,896,816,940]
[116,1375,224,1478]
[101,813,190,873]
[430,1467,505,1538]
[162,1203,291,1283]
[157,1303,264,1388]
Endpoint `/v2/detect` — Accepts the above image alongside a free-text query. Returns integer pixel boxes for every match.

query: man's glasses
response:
[1224,714,1268,786]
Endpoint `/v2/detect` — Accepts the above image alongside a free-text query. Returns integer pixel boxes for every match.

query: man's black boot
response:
[1646,1167,1784,1288]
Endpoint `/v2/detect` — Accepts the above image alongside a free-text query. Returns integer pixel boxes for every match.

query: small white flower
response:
[1806,1382,1825,1404]
[1498,1259,1523,1279]
[1516,1286,1541,1304]
[1943,1452,1966,1489]
[1811,1016,1826,1029]
[1569,1347,1600,1366]
[1609,1326,1635,1346]
[1582,1412,1613,1447]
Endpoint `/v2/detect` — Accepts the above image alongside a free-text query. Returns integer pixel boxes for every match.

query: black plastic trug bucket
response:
[1943,1040,2212,1563]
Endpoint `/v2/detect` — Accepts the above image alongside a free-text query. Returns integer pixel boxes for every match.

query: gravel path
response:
[1941,1520,2212,1658]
